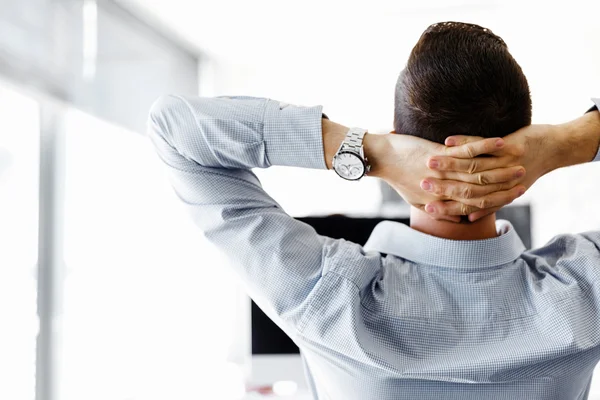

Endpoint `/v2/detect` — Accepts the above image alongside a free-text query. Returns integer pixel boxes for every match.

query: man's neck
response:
[409,207,498,240]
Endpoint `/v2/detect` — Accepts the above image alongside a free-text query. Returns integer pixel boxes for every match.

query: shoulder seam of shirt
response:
[296,257,358,334]
[296,243,331,333]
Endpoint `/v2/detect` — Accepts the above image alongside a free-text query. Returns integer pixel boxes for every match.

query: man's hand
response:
[422,112,600,221]
[420,128,546,221]
[366,133,527,222]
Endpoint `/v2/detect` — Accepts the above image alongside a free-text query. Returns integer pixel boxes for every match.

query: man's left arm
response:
[149,95,373,339]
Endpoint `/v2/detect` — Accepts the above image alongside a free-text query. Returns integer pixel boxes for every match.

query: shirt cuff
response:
[592,98,600,162]
[263,100,328,170]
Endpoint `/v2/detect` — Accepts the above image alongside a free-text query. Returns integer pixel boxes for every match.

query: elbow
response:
[149,94,179,119]
[146,94,183,145]
[148,94,179,127]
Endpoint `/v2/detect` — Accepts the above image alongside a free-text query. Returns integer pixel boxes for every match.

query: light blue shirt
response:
[148,95,600,400]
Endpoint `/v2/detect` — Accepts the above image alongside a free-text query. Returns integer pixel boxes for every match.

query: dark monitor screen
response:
[251,207,531,355]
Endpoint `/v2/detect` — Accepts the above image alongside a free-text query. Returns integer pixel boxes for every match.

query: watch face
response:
[334,152,365,180]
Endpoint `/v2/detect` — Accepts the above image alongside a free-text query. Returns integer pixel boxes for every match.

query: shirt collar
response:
[363,220,526,268]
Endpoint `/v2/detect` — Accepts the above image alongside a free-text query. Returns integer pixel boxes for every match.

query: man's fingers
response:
[416,205,461,223]
[429,155,508,173]
[423,185,527,215]
[423,200,480,217]
[444,137,505,158]
[461,185,526,209]
[429,154,524,175]
[421,178,523,202]
[445,135,485,147]
[446,134,524,158]
[468,207,502,222]
[437,166,526,185]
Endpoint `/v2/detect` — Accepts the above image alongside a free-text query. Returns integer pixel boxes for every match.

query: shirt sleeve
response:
[591,98,600,162]
[146,94,339,337]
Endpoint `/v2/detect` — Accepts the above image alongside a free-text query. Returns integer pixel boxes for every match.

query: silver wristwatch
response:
[332,127,371,181]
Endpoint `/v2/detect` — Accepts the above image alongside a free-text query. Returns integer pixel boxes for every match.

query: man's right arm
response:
[553,99,600,167]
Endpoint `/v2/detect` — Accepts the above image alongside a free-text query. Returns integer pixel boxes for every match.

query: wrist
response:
[321,118,348,170]
[322,119,389,178]
[537,124,570,174]
[363,133,390,178]
[556,111,600,168]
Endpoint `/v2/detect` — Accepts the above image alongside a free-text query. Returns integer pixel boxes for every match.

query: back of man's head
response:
[395,22,532,144]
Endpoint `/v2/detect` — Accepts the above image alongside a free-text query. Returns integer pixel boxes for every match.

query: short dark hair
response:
[394,22,532,144]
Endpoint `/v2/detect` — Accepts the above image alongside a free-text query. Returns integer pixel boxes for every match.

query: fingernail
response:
[428,159,439,169]
[515,169,525,178]
[420,181,432,191]
[518,188,526,196]
[446,138,455,146]
[425,204,436,213]
[495,139,504,148]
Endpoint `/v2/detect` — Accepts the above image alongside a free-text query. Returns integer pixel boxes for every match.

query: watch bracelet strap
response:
[341,127,368,153]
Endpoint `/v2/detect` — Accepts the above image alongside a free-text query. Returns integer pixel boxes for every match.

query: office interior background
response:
[2,0,600,399]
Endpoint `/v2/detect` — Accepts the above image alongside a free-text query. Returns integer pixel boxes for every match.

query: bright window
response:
[61,108,244,400]
[0,85,39,400]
